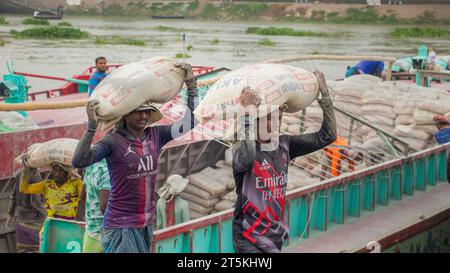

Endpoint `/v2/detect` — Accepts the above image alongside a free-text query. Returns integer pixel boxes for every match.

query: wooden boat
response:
[151,15,186,19]
[33,10,62,20]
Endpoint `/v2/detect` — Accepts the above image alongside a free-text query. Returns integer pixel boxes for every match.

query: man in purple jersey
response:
[72,63,198,253]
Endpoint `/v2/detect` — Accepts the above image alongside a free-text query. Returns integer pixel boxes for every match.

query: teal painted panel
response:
[155,234,187,253]
[375,170,388,206]
[40,219,84,253]
[220,219,234,253]
[426,154,437,186]
[361,176,374,211]
[344,180,360,217]
[414,159,426,191]
[310,190,327,231]
[402,162,414,195]
[288,197,309,240]
[192,225,215,253]
[437,151,447,182]
[390,168,402,200]
[328,186,344,224]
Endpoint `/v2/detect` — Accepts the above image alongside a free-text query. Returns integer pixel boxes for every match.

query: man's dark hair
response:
[95,56,107,64]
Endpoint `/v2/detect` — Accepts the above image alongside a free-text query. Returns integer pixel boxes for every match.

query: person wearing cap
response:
[156,174,190,230]
[231,70,336,253]
[433,115,450,145]
[433,114,450,183]
[72,63,198,253]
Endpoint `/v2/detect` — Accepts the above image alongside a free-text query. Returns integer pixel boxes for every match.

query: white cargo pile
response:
[294,75,446,152]
[90,56,186,130]
[182,160,236,219]
[16,138,79,168]
[0,112,38,131]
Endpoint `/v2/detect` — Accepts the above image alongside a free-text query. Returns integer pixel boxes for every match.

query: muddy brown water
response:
[0,15,449,92]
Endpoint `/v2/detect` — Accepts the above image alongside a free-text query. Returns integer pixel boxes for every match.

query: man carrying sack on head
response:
[231,70,337,253]
[72,63,199,253]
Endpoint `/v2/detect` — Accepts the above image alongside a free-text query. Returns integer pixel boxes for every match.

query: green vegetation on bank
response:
[95,35,145,46]
[153,25,186,32]
[175,52,191,59]
[390,27,450,38]
[0,39,4,46]
[11,26,89,39]
[258,38,275,46]
[246,27,327,37]
[22,18,50,25]
[0,16,8,25]
[225,3,268,19]
[57,21,72,27]
[62,2,449,25]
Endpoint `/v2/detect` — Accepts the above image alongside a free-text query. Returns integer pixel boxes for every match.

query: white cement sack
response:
[362,104,396,119]
[222,191,237,202]
[393,101,417,115]
[214,200,235,211]
[287,124,301,135]
[91,56,185,125]
[189,201,214,215]
[398,137,429,151]
[414,109,437,125]
[201,167,235,190]
[17,138,78,168]
[283,116,299,125]
[395,115,414,125]
[215,160,231,169]
[333,95,362,103]
[333,102,362,115]
[365,115,394,127]
[362,93,396,107]
[184,184,214,200]
[190,211,206,220]
[189,172,227,197]
[416,124,438,135]
[418,101,450,115]
[305,106,323,120]
[180,192,219,208]
[194,64,319,122]
[394,125,431,141]
[281,123,289,132]
[332,74,381,98]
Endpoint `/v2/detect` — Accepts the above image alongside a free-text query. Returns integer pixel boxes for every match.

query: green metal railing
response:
[151,143,449,253]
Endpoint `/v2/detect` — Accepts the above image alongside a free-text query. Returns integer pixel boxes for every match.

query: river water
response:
[0,15,449,91]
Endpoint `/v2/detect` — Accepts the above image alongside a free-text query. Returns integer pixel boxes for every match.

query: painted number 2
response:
[66,241,81,253]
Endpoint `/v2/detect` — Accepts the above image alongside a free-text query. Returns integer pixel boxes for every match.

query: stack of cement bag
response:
[182,159,236,220]
[331,74,381,116]
[326,75,448,151]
